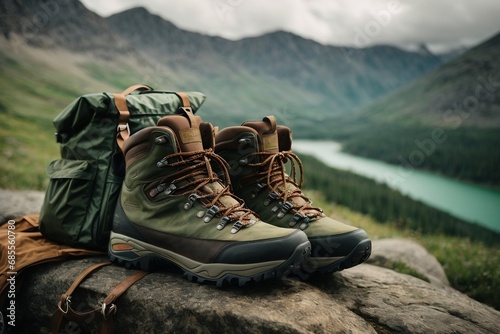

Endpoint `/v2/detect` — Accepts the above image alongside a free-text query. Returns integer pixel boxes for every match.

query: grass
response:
[0,115,58,189]
[383,260,431,283]
[0,45,130,189]
[306,190,500,310]
[0,52,74,189]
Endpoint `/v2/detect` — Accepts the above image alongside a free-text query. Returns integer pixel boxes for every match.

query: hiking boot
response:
[109,109,311,286]
[215,115,371,275]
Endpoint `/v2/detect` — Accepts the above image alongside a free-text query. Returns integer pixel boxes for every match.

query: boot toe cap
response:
[214,229,310,265]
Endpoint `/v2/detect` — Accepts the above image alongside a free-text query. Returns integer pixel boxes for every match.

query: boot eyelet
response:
[157,158,169,168]
[277,201,293,218]
[149,183,167,198]
[164,183,177,195]
[203,205,220,223]
[155,136,169,144]
[231,221,244,234]
[271,201,283,214]
[299,217,310,230]
[264,191,279,206]
[216,216,231,230]
[250,183,264,199]
[184,193,199,210]
[289,213,303,227]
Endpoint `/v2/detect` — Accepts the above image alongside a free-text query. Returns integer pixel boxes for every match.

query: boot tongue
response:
[243,116,312,211]
[159,111,251,218]
[242,115,279,153]
[157,111,203,152]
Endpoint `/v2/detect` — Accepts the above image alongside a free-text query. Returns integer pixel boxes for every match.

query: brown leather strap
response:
[62,262,111,302]
[51,262,111,333]
[99,270,149,334]
[51,262,149,334]
[115,84,153,154]
[115,87,191,154]
[175,91,191,108]
[175,91,196,128]
[121,84,152,96]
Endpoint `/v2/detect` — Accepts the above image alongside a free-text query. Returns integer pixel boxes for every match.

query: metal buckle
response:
[117,123,130,136]
[101,302,117,320]
[59,295,71,314]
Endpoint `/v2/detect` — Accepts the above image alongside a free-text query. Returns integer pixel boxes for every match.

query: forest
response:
[299,154,500,246]
[334,124,500,188]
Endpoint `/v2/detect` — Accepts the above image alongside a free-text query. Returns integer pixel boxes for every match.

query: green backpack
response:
[39,84,206,250]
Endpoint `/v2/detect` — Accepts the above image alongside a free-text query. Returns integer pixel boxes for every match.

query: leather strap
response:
[175,91,191,108]
[50,262,149,334]
[115,86,192,154]
[51,262,111,333]
[61,262,111,304]
[121,84,152,96]
[99,270,149,333]
[115,84,153,154]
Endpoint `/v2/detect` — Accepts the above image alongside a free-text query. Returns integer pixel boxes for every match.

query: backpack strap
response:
[50,262,149,334]
[113,84,191,153]
[114,84,153,153]
[175,91,191,109]
[114,85,192,154]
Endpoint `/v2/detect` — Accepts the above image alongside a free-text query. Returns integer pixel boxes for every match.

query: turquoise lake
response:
[293,140,500,233]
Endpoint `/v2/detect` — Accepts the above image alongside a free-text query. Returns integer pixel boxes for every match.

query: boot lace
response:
[243,150,325,228]
[154,148,257,233]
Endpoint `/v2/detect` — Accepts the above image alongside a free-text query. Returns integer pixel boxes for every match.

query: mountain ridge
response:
[349,31,500,128]
[105,5,446,127]
[328,31,500,186]
[1,0,498,188]
[0,0,133,57]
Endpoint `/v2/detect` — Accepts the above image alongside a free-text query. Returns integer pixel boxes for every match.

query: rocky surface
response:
[1,190,500,333]
[366,238,450,288]
[0,189,45,223]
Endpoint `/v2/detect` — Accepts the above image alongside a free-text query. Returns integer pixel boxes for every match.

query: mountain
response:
[331,32,500,187]
[0,0,131,57]
[107,7,445,127]
[0,0,468,190]
[347,31,500,127]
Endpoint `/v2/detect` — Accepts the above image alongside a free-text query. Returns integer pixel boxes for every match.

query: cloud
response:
[79,0,500,52]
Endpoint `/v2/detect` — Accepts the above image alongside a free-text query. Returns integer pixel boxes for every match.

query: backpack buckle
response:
[59,295,71,314]
[117,123,130,136]
[100,302,117,320]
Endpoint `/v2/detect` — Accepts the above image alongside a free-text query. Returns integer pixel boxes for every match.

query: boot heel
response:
[108,232,171,271]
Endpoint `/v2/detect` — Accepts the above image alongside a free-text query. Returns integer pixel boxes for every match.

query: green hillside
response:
[328,32,500,187]
[0,40,137,189]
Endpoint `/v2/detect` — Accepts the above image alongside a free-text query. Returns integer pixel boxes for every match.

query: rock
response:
[12,260,500,334]
[15,258,377,334]
[0,189,44,223]
[310,265,499,334]
[0,189,45,224]
[367,238,450,288]
[2,189,500,333]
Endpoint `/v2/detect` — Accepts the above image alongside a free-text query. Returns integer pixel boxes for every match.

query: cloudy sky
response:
[80,0,500,53]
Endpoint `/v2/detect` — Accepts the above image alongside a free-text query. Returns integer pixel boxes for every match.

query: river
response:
[292,140,500,233]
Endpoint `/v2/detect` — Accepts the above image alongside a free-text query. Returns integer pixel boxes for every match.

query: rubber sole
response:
[299,238,372,278]
[108,232,311,287]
